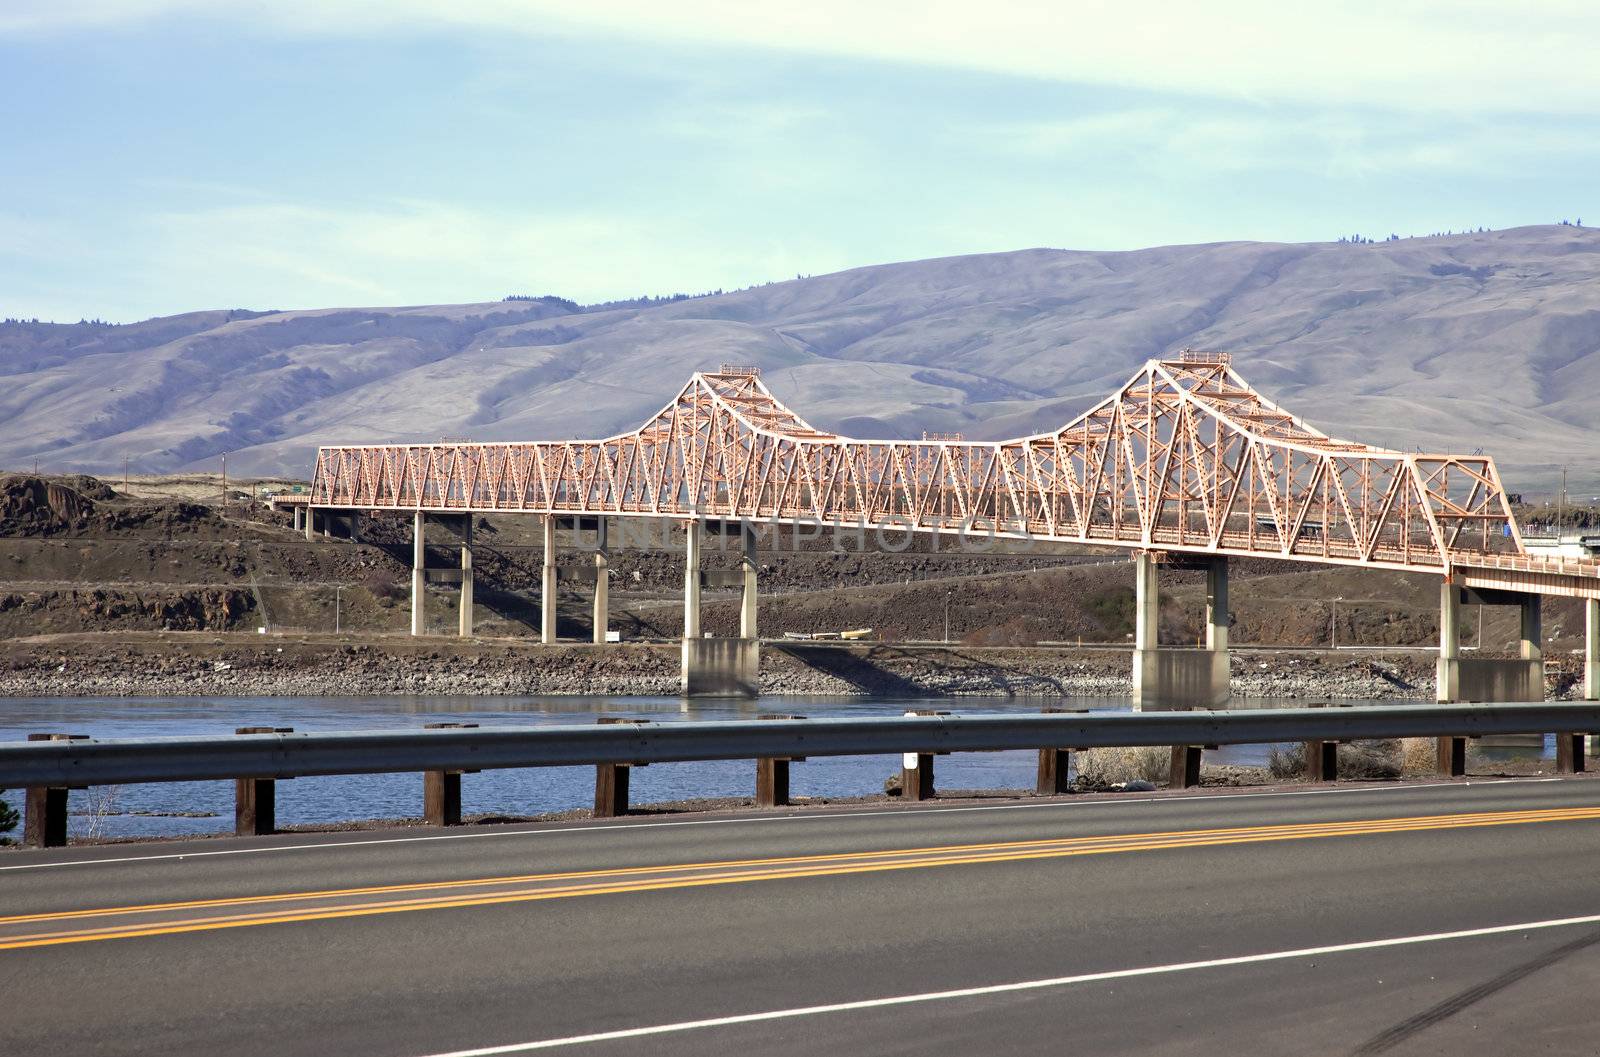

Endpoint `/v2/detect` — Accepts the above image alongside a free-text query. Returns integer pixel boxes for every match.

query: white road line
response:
[0,776,1562,872]
[414,911,1600,1055]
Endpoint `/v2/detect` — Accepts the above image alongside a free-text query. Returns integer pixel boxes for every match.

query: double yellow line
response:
[5,805,1599,952]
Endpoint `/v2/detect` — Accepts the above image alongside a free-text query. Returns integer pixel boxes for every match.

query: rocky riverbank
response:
[3,632,1564,701]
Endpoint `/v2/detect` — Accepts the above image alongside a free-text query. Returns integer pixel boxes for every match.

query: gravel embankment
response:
[0,635,1499,700]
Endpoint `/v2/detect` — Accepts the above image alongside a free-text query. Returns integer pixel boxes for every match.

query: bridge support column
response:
[458,517,473,639]
[541,515,557,644]
[1206,556,1229,653]
[740,522,758,641]
[593,518,609,645]
[304,507,318,542]
[683,519,701,641]
[1436,581,1460,703]
[1586,599,1600,701]
[1132,553,1229,710]
[292,506,304,533]
[1520,593,1543,663]
[1438,585,1545,703]
[410,511,426,637]
[681,521,759,696]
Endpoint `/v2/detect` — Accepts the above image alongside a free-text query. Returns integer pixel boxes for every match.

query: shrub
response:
[363,571,405,603]
[1268,740,1401,780]
[1399,737,1439,775]
[1075,746,1170,789]
[1084,588,1137,638]
[1338,740,1403,780]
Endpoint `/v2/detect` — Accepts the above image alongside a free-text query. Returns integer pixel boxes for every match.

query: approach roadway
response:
[4,777,1600,1056]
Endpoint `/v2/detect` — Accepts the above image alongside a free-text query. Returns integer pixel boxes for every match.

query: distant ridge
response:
[2,225,1597,494]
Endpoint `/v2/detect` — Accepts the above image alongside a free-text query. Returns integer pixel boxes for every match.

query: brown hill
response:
[3,225,1597,495]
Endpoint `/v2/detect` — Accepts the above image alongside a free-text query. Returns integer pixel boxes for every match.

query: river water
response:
[0,695,1553,840]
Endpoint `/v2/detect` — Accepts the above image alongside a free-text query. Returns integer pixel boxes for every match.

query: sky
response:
[2,1,1598,322]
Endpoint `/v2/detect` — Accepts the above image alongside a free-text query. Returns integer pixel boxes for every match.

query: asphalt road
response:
[5,777,1600,1056]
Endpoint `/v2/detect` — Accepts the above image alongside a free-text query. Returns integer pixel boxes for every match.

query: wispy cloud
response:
[69,197,852,318]
[7,1,1597,114]
[978,107,1600,181]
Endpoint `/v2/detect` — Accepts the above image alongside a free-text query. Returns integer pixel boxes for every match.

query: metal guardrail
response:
[5,704,1600,788]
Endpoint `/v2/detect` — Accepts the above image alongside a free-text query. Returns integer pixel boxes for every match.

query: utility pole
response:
[334,585,342,635]
[944,588,953,644]
[122,455,129,496]
[221,452,228,510]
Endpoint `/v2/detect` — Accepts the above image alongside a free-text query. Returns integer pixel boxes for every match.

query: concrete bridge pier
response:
[1585,598,1599,700]
[1583,598,1599,755]
[683,518,701,641]
[411,511,426,637]
[304,507,319,542]
[593,518,609,644]
[292,506,304,533]
[739,522,758,641]
[541,515,557,644]
[681,519,759,697]
[458,516,473,638]
[1436,583,1545,703]
[1131,552,1230,710]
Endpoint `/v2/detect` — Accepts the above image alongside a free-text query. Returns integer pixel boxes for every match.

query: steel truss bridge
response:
[308,352,1598,601]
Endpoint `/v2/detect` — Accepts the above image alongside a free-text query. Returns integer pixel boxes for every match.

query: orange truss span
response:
[308,352,1600,598]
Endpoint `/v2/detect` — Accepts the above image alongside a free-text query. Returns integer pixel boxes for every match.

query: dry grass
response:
[1075,745,1170,789]
[1400,737,1439,775]
[1268,740,1402,780]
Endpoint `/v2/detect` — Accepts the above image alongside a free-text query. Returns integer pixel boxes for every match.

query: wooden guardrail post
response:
[594,717,646,818]
[1435,736,1467,778]
[1169,745,1204,789]
[1304,740,1338,782]
[756,714,805,807]
[900,710,949,802]
[422,722,479,825]
[1555,733,1585,774]
[235,727,292,836]
[23,733,86,848]
[901,752,936,801]
[1035,707,1078,795]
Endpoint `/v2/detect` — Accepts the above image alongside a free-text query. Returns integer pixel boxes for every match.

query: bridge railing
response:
[6,704,1598,847]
